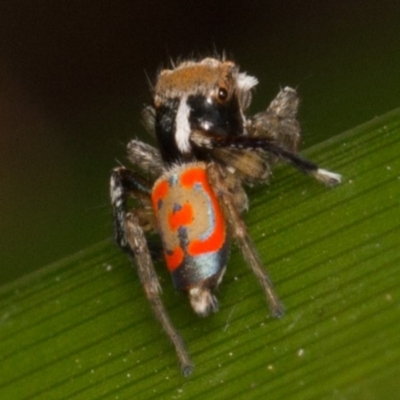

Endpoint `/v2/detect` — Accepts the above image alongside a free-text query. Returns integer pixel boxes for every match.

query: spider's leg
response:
[126,139,164,178]
[110,167,193,376]
[191,131,341,186]
[207,162,285,318]
[248,86,300,151]
[124,213,194,376]
[110,167,154,249]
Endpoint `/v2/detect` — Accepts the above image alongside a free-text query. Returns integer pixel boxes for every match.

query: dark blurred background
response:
[1,1,399,284]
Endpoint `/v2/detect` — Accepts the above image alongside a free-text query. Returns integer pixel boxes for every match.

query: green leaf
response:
[1,108,400,399]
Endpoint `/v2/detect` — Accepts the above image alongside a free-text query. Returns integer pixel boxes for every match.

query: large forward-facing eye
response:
[216,87,228,103]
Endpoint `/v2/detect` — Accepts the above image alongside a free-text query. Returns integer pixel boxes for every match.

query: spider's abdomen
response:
[151,162,228,298]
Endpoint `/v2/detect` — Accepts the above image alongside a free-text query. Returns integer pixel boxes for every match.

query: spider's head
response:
[153,58,258,164]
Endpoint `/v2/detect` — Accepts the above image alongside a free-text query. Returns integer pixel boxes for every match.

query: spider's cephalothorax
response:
[153,58,255,163]
[110,57,341,376]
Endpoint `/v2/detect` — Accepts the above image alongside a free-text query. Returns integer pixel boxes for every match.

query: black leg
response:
[191,131,341,186]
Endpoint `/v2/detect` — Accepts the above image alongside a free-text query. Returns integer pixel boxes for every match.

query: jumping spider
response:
[110,57,341,376]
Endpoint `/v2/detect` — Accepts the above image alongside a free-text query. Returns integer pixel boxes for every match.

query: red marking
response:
[165,246,184,271]
[168,203,194,231]
[180,167,226,257]
[180,167,206,188]
[151,165,226,273]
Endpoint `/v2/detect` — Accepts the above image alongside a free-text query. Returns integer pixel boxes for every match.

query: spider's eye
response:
[217,87,228,102]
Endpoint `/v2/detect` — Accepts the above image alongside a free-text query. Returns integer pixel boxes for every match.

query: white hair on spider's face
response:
[175,96,192,154]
